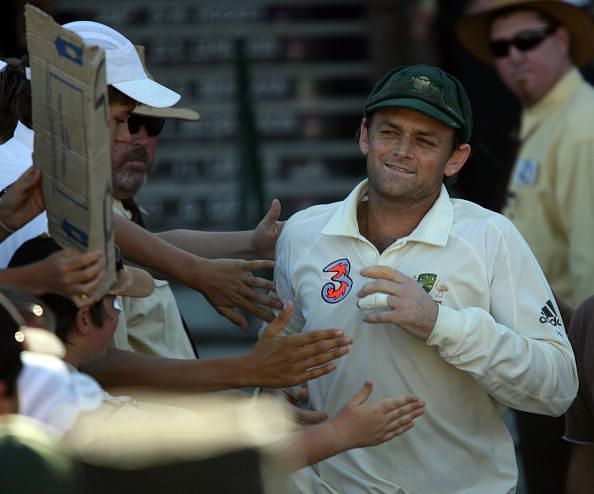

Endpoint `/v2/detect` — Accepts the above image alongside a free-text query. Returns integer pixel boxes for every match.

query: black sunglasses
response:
[489,24,558,59]
[128,114,166,137]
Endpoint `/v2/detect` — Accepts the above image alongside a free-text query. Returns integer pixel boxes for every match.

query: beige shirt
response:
[503,68,594,307]
[276,181,576,494]
[112,200,195,359]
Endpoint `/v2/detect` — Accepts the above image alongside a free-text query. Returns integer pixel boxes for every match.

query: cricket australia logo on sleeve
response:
[321,258,353,304]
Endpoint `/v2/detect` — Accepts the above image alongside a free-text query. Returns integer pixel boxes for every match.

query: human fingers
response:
[361,266,411,284]
[18,165,42,191]
[243,259,275,272]
[362,309,401,325]
[239,284,283,309]
[217,306,249,331]
[261,302,293,338]
[282,386,309,405]
[357,279,401,299]
[292,342,351,371]
[72,287,102,308]
[385,397,425,418]
[76,269,105,299]
[294,408,328,425]
[61,249,102,269]
[240,300,276,324]
[288,363,337,386]
[244,275,275,292]
[261,198,282,226]
[293,332,353,352]
[348,380,374,406]
[291,328,346,347]
[382,404,425,439]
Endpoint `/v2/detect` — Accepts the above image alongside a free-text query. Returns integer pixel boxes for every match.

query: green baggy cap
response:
[364,64,473,142]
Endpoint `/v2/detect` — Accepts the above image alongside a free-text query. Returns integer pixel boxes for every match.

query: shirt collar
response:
[321,179,453,247]
[520,68,581,141]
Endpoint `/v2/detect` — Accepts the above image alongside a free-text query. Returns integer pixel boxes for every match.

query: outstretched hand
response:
[245,302,352,387]
[281,386,328,425]
[198,258,283,330]
[251,199,284,260]
[331,380,425,449]
[0,166,45,232]
[358,266,439,340]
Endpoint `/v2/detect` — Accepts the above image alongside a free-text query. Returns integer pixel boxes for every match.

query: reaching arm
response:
[0,249,104,307]
[83,304,352,391]
[155,199,282,261]
[289,381,424,470]
[114,214,282,329]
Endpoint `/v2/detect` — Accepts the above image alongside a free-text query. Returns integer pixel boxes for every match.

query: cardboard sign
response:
[25,5,115,295]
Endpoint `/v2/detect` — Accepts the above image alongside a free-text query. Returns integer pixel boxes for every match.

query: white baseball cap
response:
[62,21,180,108]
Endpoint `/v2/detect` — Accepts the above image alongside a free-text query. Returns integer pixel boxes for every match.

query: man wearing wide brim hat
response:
[456,0,594,67]
[456,2,594,493]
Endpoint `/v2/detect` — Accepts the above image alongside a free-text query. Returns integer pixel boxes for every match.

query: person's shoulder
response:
[282,201,341,239]
[450,198,528,252]
[451,197,515,231]
[560,78,594,126]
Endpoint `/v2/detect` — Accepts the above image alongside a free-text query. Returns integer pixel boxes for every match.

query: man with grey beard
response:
[110,102,283,359]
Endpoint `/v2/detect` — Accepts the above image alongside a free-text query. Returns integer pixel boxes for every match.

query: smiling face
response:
[490,10,572,107]
[359,107,469,209]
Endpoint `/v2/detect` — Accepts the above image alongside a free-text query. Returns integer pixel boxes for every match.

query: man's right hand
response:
[281,387,328,424]
[246,302,351,388]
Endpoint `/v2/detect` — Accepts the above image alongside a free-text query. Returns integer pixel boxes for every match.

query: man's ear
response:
[74,305,93,336]
[555,26,571,57]
[358,117,369,156]
[444,143,471,177]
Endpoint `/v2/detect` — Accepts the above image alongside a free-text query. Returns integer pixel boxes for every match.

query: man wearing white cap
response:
[1,21,351,393]
[0,25,280,327]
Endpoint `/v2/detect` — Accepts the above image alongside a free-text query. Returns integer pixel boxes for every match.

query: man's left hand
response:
[0,166,45,231]
[198,258,283,330]
[251,199,284,260]
[357,266,438,341]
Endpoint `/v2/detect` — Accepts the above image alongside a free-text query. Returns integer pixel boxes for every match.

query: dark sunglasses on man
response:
[489,24,558,59]
[128,114,166,137]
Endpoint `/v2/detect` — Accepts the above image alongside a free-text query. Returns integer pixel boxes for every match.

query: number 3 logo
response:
[321,258,353,304]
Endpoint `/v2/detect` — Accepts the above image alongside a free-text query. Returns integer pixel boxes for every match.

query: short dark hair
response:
[7,237,106,343]
[108,85,136,107]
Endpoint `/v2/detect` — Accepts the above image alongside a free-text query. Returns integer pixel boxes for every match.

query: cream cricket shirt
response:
[503,68,594,307]
[112,199,195,359]
[276,180,577,494]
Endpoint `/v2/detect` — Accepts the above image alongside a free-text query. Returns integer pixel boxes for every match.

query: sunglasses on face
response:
[127,114,166,136]
[489,24,558,59]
